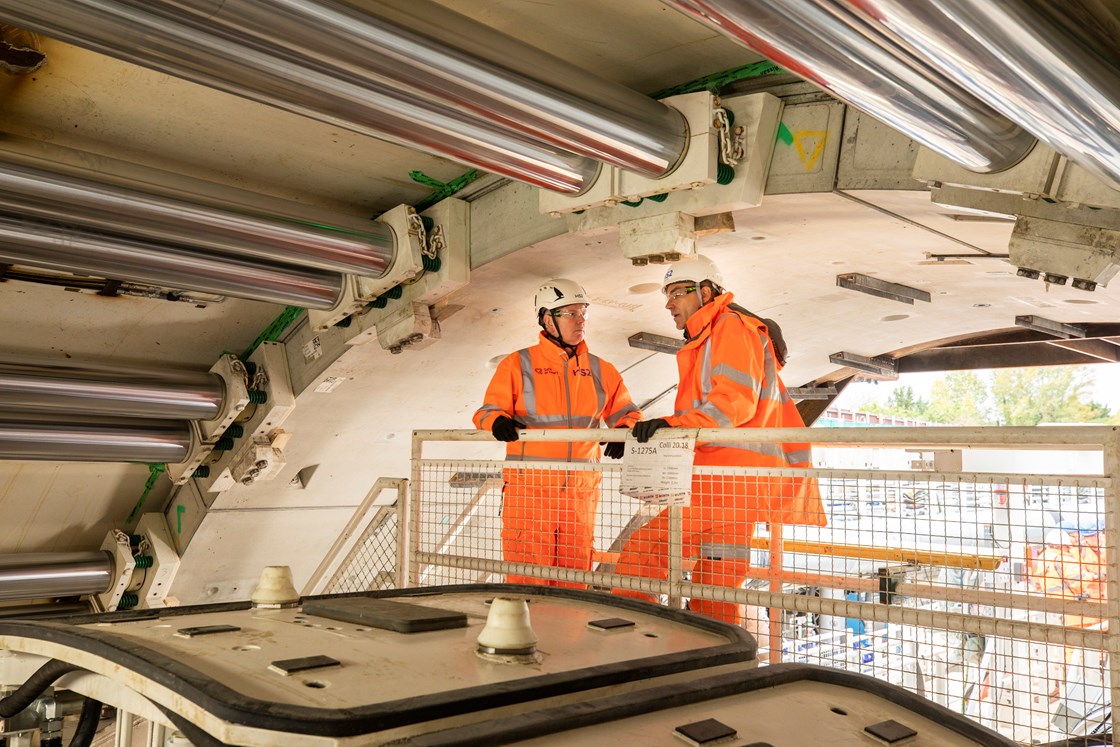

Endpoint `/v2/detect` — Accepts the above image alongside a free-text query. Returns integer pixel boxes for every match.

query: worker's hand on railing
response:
[632,418,669,443]
[602,440,625,459]
[491,416,525,442]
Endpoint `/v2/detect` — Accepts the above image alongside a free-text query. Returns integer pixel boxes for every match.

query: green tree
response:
[883,385,929,418]
[925,371,992,424]
[990,366,1110,425]
[855,365,1113,425]
[861,385,931,420]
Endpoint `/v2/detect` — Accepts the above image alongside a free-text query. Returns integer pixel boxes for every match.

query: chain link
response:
[231,354,268,391]
[427,224,445,259]
[407,211,433,258]
[714,108,746,169]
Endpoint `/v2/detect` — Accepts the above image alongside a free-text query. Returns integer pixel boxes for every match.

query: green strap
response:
[241,304,304,361]
[410,168,482,212]
[648,60,785,99]
[408,170,447,190]
[125,463,166,524]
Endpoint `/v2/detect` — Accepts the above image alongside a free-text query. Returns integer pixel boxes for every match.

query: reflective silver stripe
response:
[606,402,639,428]
[785,448,812,464]
[699,337,713,398]
[703,441,787,459]
[475,404,504,427]
[678,400,703,417]
[505,454,596,463]
[699,401,732,427]
[711,362,760,393]
[759,335,781,402]
[588,354,607,416]
[518,348,537,415]
[520,414,598,428]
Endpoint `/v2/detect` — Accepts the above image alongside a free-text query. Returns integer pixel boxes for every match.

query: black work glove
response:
[632,418,669,444]
[491,415,525,442]
[602,440,626,459]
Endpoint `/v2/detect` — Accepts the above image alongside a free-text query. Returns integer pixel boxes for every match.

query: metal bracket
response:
[96,530,135,612]
[1015,314,1088,339]
[628,331,685,354]
[877,564,919,605]
[788,385,838,400]
[877,567,900,605]
[836,273,931,305]
[829,351,898,378]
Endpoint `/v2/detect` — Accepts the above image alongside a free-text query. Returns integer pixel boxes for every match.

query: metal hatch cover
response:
[302,596,468,633]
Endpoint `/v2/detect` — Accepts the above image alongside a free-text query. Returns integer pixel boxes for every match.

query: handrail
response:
[302,476,407,595]
[414,425,1117,448]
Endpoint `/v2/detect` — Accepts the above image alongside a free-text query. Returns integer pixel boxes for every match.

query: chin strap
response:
[539,312,577,355]
[545,328,577,355]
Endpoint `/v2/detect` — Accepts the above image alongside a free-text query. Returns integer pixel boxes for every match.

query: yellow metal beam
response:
[753,536,1003,570]
[595,537,1002,570]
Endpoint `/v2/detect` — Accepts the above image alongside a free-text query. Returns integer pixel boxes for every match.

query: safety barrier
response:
[317,425,1120,745]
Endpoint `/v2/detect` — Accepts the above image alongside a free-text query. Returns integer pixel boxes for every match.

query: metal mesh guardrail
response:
[320,426,1119,745]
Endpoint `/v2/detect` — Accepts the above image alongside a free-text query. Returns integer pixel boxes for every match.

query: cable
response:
[0,660,82,717]
[68,697,102,747]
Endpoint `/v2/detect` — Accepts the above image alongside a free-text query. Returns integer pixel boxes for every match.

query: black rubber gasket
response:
[401,662,1019,747]
[0,584,755,739]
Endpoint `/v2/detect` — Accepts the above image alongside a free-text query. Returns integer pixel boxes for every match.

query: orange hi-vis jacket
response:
[474,333,641,465]
[474,333,640,586]
[613,293,822,622]
[665,292,824,526]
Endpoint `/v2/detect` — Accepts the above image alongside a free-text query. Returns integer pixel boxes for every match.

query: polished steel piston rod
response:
[0,552,114,602]
[0,152,396,278]
[0,419,192,463]
[663,0,1037,174]
[0,363,225,421]
[0,0,692,192]
[0,213,344,309]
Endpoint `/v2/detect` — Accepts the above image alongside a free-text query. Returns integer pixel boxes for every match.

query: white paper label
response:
[302,336,322,360]
[619,435,695,505]
[315,376,344,393]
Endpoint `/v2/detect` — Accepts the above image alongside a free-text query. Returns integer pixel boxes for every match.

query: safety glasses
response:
[664,285,697,302]
[551,308,589,320]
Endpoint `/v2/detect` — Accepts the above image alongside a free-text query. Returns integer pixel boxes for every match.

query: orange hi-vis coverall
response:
[614,292,824,624]
[474,332,641,587]
[1027,534,1106,629]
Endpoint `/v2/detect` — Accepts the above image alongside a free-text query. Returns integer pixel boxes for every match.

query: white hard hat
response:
[662,254,724,292]
[534,278,590,312]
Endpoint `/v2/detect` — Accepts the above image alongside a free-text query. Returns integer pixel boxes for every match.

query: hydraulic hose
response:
[0,660,82,717]
[68,697,102,747]
[157,704,231,747]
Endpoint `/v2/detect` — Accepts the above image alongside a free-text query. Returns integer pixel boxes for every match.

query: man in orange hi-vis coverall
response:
[613,255,825,625]
[474,278,641,587]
